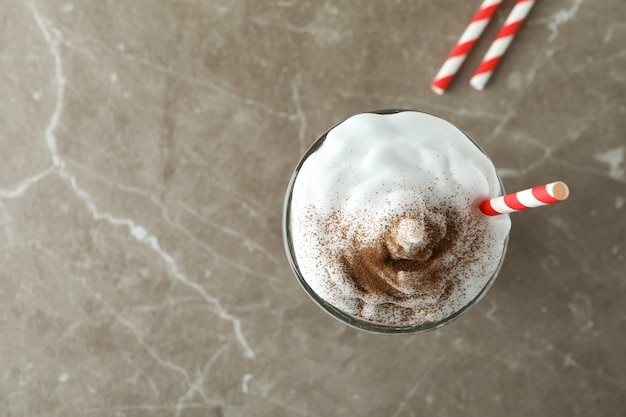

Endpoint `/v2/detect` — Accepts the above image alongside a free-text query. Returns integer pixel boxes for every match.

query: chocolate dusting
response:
[341,208,460,302]
[311,201,492,326]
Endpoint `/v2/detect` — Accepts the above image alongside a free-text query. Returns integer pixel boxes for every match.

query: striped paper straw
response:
[431,0,503,95]
[478,181,570,216]
[470,0,536,90]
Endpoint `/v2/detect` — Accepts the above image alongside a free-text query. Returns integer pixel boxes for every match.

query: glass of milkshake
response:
[283,109,511,334]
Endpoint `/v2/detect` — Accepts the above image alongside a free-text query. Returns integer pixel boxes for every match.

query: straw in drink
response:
[478,181,570,216]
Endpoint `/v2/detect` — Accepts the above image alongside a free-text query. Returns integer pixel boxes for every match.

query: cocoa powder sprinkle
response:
[309,202,493,326]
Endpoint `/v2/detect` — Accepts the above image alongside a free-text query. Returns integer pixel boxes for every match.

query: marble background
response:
[1,0,624,416]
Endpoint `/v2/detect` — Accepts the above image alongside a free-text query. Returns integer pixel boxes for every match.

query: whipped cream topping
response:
[288,111,511,326]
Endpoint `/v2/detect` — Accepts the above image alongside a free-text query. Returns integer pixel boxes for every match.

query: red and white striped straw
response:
[478,181,570,216]
[431,0,503,95]
[470,0,536,91]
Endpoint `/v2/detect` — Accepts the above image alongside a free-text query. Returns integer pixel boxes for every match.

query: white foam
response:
[289,111,511,326]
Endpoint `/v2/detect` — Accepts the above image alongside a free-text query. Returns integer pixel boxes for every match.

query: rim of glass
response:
[282,109,509,334]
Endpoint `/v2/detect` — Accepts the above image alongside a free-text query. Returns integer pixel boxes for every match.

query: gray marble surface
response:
[1,0,624,415]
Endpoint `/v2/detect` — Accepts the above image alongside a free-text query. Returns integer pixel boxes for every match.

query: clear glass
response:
[282,109,509,334]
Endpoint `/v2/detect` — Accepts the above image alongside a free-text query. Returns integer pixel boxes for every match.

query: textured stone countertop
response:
[1,1,624,416]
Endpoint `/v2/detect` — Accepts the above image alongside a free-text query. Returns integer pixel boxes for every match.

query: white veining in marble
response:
[29,1,255,360]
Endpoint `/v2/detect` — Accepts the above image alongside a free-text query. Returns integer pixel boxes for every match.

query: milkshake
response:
[283,110,511,333]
